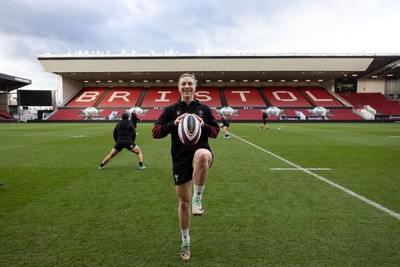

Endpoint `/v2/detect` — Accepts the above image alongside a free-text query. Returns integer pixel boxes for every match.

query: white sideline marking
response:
[231,133,400,221]
[272,168,332,171]
[71,135,86,138]
[388,136,400,138]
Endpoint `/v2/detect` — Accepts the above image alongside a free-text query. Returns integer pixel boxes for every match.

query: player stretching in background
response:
[221,114,230,138]
[98,113,145,170]
[260,111,269,130]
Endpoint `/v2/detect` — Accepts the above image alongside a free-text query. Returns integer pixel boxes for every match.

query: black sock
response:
[100,163,105,167]
[139,162,143,167]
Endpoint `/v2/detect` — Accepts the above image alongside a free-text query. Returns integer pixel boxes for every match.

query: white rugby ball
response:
[178,114,202,146]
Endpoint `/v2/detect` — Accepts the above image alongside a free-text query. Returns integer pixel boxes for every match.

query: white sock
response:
[181,229,190,245]
[193,184,205,199]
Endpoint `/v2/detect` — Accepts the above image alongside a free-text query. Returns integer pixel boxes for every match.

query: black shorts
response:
[172,149,214,185]
[114,139,136,151]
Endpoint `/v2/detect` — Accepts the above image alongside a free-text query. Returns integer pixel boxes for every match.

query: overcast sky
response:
[1,0,399,90]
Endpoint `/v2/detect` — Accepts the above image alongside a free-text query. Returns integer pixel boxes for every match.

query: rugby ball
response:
[178,114,202,146]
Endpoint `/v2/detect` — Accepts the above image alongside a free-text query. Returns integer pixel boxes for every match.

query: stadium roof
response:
[0,73,31,93]
[38,54,400,84]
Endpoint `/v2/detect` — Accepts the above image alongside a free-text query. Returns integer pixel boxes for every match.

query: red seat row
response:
[47,86,399,121]
[64,86,346,109]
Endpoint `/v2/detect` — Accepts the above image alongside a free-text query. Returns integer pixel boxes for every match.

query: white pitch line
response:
[271,168,332,171]
[71,135,86,138]
[231,133,400,221]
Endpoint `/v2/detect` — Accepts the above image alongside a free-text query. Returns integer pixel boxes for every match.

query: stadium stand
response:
[140,87,181,108]
[50,108,130,121]
[228,109,264,121]
[48,109,85,121]
[34,54,400,122]
[223,87,266,107]
[196,87,222,107]
[338,92,400,115]
[0,109,14,120]
[262,87,312,107]
[327,108,365,120]
[299,86,345,107]
[140,109,164,121]
[66,87,108,107]
[97,87,143,108]
[140,86,222,108]
[337,93,363,109]
[47,85,400,121]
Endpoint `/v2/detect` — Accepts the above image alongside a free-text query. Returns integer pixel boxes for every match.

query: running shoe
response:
[139,166,146,170]
[192,197,204,216]
[180,243,191,261]
[98,166,104,170]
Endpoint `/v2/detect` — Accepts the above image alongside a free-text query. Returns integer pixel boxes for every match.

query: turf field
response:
[0,122,399,266]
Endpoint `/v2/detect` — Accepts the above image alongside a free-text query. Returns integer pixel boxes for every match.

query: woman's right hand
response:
[174,113,188,126]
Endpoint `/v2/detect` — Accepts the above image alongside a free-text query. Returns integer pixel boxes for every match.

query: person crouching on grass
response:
[152,73,220,261]
[98,113,146,170]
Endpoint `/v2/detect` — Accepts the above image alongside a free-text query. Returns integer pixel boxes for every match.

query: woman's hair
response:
[122,113,129,120]
[120,113,130,129]
[178,73,196,86]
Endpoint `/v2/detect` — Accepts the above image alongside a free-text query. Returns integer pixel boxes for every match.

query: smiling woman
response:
[152,72,221,261]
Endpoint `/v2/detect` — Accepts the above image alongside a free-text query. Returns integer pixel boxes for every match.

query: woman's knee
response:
[194,150,212,167]
[178,198,191,210]
[132,146,141,155]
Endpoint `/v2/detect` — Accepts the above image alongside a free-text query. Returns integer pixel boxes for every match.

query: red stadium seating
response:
[327,108,364,120]
[49,109,85,120]
[49,86,400,121]
[224,109,264,121]
[282,109,301,117]
[344,93,400,115]
[337,93,363,109]
[66,87,108,107]
[263,87,312,107]
[49,108,130,121]
[299,87,345,107]
[141,109,164,121]
[0,109,14,120]
[195,87,222,107]
[224,87,266,107]
[141,86,222,108]
[97,87,143,107]
[141,87,181,108]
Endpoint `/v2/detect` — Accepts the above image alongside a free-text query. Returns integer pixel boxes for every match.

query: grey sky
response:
[1,0,399,90]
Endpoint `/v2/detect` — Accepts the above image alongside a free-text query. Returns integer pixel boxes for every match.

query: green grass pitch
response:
[0,122,399,266]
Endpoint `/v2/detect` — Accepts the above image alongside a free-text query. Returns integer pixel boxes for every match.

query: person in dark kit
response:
[98,113,145,170]
[152,73,220,261]
[130,111,141,130]
[221,114,230,138]
[260,111,269,130]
